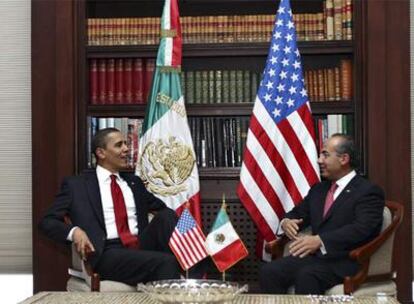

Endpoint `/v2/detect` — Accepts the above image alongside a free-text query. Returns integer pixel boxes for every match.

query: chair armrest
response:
[343,205,402,294]
[349,217,399,264]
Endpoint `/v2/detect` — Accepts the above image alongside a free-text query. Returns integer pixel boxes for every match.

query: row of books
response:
[304,59,352,102]
[188,117,250,168]
[87,117,143,168]
[183,70,259,104]
[315,114,353,151]
[87,0,352,46]
[89,58,155,105]
[87,114,352,170]
[89,58,352,105]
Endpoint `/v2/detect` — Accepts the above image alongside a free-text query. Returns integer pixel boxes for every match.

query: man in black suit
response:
[259,134,384,294]
[39,128,181,285]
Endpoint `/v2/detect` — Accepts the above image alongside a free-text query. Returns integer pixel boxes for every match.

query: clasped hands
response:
[281,218,322,258]
[73,227,95,261]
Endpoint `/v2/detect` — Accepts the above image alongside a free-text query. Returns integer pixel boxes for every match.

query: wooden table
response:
[19,292,400,304]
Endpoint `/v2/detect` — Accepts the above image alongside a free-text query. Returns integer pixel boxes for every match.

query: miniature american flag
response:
[169,209,208,270]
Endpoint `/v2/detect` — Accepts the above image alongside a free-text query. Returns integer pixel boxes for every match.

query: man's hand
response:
[281,218,303,240]
[72,227,95,260]
[289,235,322,258]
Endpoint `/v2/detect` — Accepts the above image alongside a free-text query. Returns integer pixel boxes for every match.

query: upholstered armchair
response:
[63,215,136,292]
[265,200,403,296]
[66,243,136,292]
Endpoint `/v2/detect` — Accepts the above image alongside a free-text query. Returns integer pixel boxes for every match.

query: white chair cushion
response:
[325,281,396,297]
[67,276,136,292]
[100,281,137,292]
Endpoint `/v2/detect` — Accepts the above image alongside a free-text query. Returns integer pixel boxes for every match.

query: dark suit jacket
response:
[284,174,384,277]
[39,170,167,268]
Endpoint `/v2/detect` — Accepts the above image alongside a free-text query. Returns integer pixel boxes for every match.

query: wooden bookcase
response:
[78,1,360,286]
[32,0,412,301]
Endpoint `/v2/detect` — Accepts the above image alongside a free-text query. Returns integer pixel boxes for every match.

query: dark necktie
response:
[110,174,139,248]
[323,182,338,217]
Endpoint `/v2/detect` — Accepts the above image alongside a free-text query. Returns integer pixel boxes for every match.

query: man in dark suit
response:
[259,134,384,294]
[39,128,181,285]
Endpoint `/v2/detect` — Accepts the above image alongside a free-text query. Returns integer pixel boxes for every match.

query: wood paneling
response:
[364,0,412,302]
[32,0,76,292]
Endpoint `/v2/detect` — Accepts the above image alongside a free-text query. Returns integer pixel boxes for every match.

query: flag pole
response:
[222,193,226,282]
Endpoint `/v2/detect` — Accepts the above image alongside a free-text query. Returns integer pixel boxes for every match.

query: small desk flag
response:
[206,203,248,272]
[169,208,208,270]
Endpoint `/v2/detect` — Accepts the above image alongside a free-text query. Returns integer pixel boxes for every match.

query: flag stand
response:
[185,269,189,279]
[222,271,226,281]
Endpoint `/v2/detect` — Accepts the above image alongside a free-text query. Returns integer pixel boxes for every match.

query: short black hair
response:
[91,127,121,158]
[331,133,359,169]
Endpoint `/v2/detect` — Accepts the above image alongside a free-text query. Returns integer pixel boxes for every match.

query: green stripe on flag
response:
[141,68,183,134]
[211,208,230,231]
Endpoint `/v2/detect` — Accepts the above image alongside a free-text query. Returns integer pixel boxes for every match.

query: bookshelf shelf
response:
[87,41,353,58]
[199,167,241,179]
[87,101,354,117]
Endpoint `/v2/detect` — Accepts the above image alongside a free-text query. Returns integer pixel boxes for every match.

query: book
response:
[115,59,124,103]
[106,58,115,104]
[144,59,155,102]
[215,70,222,104]
[124,58,133,104]
[98,59,107,104]
[340,59,352,100]
[186,71,195,104]
[89,59,98,104]
[132,58,144,104]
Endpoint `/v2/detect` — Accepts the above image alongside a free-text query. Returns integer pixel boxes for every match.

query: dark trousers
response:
[95,208,181,285]
[259,255,344,295]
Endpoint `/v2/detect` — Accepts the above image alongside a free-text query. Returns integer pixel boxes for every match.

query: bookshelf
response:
[80,0,360,175]
[32,0,411,301]
[76,0,359,287]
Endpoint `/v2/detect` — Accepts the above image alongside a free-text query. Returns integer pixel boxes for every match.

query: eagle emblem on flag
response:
[139,136,195,196]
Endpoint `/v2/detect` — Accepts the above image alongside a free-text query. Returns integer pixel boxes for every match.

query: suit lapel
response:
[85,171,105,229]
[120,173,140,210]
[322,175,360,221]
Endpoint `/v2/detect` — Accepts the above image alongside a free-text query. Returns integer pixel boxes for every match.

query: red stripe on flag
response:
[212,240,249,272]
[176,192,202,226]
[242,148,286,220]
[188,228,208,258]
[170,0,182,67]
[250,115,303,204]
[170,232,190,269]
[277,115,319,188]
[236,183,276,241]
[298,104,317,141]
[183,231,202,261]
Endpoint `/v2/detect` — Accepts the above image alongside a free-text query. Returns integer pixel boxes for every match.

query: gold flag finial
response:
[221,193,226,209]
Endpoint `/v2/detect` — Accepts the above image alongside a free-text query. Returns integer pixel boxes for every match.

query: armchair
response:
[66,243,136,292]
[265,200,403,296]
[63,216,136,292]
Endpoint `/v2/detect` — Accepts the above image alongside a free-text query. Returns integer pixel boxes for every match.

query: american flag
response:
[169,208,208,270]
[237,0,320,252]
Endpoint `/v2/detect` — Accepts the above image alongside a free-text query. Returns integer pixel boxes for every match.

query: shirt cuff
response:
[277,219,288,236]
[67,226,78,242]
[319,238,327,255]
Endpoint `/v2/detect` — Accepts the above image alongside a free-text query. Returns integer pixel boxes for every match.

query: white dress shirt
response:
[67,165,139,241]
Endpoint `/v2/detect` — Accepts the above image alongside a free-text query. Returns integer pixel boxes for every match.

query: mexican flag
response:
[135,0,201,224]
[206,203,249,272]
